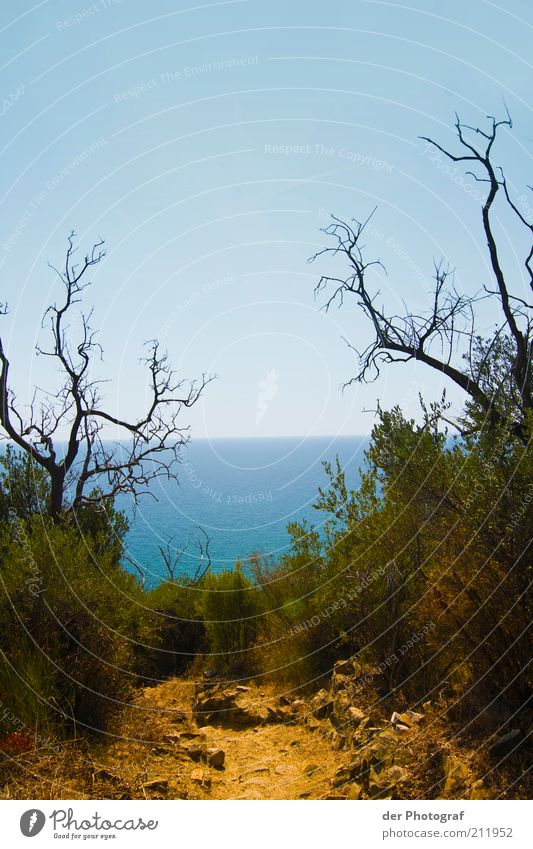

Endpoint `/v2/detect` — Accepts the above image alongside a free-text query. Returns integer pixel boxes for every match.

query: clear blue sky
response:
[0,0,531,438]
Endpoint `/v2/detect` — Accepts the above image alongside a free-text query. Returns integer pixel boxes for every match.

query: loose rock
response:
[190,768,211,789]
[346,782,363,800]
[207,748,225,769]
[143,778,169,794]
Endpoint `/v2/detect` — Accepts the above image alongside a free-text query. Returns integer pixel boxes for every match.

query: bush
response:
[0,515,148,737]
[200,563,262,672]
[251,526,339,687]
[253,403,532,716]
[0,445,49,522]
[143,579,206,678]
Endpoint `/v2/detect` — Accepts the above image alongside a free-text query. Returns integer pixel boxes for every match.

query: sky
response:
[0,0,531,439]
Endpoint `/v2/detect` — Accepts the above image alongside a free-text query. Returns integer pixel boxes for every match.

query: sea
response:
[118,436,369,586]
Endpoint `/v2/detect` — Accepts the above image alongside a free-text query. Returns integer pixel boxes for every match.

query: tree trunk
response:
[49,471,64,521]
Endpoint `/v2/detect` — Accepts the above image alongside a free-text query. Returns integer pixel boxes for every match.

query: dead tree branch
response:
[312,114,532,440]
[0,233,213,519]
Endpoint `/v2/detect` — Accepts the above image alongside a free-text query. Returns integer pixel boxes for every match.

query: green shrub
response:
[0,516,148,736]
[254,404,532,715]
[200,563,262,672]
[144,579,206,678]
[0,445,49,522]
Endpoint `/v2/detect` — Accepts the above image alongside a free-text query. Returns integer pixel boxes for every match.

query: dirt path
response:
[200,718,337,799]
[4,670,517,800]
[110,678,340,800]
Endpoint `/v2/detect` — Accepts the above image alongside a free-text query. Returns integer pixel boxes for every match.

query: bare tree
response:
[0,233,212,519]
[159,535,188,582]
[312,113,532,440]
[159,526,211,584]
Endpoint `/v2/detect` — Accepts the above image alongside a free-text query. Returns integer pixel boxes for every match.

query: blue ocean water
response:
[119,436,368,586]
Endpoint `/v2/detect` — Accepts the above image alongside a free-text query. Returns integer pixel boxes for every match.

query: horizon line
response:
[190,433,369,440]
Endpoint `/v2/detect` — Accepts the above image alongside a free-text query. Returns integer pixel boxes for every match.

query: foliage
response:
[0,515,153,735]
[199,563,262,671]
[0,445,49,523]
[0,450,153,738]
[254,392,532,715]
[143,578,206,678]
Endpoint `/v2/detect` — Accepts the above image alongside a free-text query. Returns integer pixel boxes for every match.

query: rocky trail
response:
[107,678,341,800]
[2,659,528,800]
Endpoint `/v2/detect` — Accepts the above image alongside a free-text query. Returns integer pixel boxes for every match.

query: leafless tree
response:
[192,526,212,583]
[312,112,532,440]
[0,233,212,519]
[159,526,211,584]
[159,535,188,582]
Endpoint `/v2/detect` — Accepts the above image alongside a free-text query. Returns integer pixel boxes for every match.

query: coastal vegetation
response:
[0,113,530,798]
